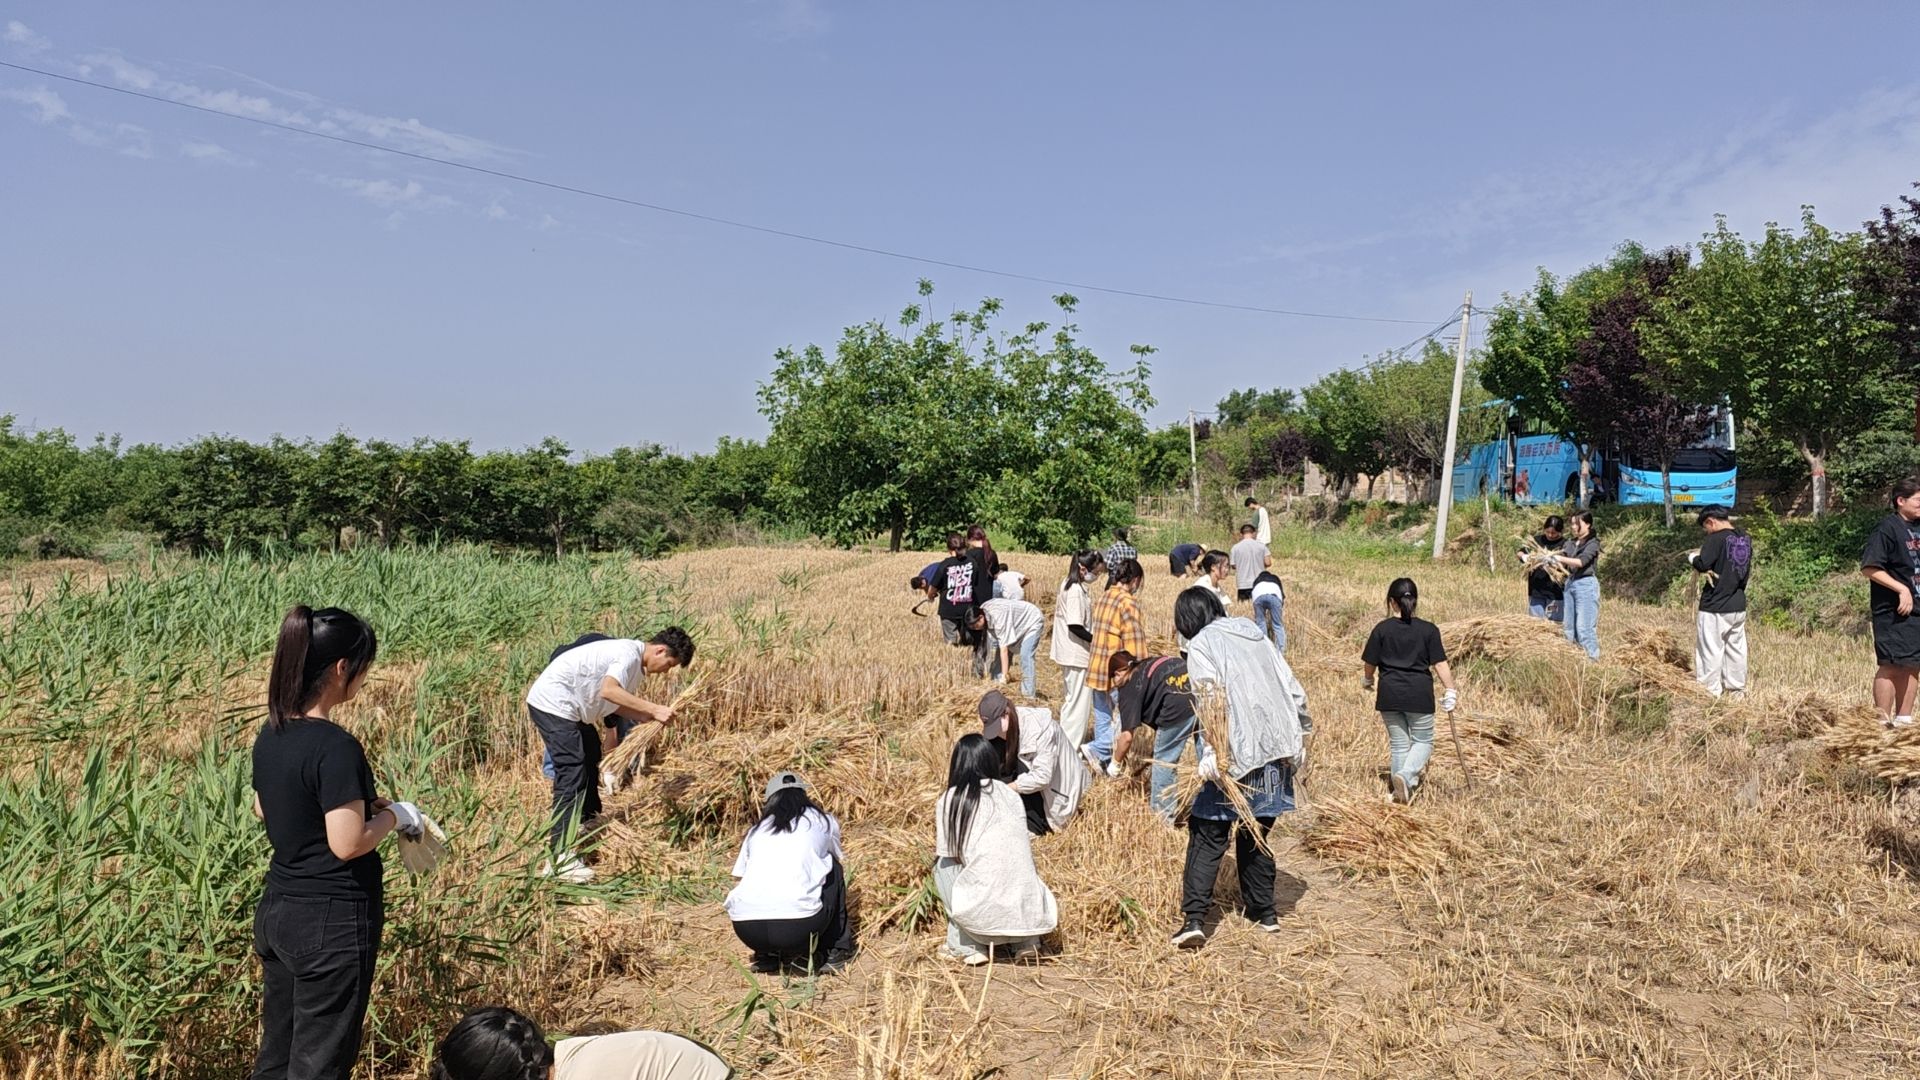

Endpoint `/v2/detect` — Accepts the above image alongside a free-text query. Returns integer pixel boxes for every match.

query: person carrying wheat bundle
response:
[1170,587,1309,949]
[524,627,694,884]
[1517,514,1566,623]
[1361,579,1459,805]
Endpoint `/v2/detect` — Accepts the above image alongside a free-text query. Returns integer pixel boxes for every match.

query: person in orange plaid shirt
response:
[1083,557,1146,772]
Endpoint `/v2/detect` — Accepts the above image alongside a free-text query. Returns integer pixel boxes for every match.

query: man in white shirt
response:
[526,627,694,881]
[1245,496,1272,545]
[1229,525,1272,602]
[973,597,1046,697]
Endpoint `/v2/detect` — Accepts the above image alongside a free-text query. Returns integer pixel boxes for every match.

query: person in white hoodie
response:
[933,734,1059,966]
[1169,587,1309,949]
[977,690,1088,835]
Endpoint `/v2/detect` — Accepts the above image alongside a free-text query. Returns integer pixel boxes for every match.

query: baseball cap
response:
[763,771,809,799]
[977,690,1012,739]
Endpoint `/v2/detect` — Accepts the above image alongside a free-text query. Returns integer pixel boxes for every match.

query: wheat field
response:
[7,535,1920,1078]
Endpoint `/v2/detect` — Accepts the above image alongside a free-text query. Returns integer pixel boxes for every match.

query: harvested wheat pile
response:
[1300,796,1452,877]
[1445,710,1543,779]
[1440,614,1577,664]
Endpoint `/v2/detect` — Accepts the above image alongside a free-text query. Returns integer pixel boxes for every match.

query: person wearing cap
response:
[723,771,856,974]
[934,734,1058,966]
[1686,507,1752,700]
[978,690,1087,836]
[1107,650,1196,819]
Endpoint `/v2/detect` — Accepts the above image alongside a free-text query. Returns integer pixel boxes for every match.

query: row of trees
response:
[0,420,780,558]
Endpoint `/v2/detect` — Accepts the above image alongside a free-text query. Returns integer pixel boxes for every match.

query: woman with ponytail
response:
[1360,580,1458,805]
[430,1005,730,1079]
[251,605,419,1080]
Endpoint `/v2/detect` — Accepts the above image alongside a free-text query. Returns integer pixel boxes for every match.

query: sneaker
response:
[820,947,857,974]
[960,950,991,967]
[1006,941,1042,963]
[1171,918,1207,948]
[1894,715,1916,729]
[541,853,595,884]
[748,953,782,974]
[1251,912,1281,933]
[1080,744,1106,775]
[1389,774,1411,805]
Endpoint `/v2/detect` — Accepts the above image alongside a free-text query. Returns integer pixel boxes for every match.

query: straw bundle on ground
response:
[1857,735,1920,784]
[1445,710,1542,779]
[843,827,935,932]
[1440,614,1578,664]
[1300,796,1452,877]
[1817,708,1892,762]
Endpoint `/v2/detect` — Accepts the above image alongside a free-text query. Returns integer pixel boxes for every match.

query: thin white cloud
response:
[3,85,70,124]
[180,140,250,166]
[321,175,457,211]
[3,19,50,53]
[4,84,150,157]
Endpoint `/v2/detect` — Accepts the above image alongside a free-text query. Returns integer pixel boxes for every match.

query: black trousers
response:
[731,858,856,962]
[1018,789,1050,836]
[252,892,383,1080]
[1181,816,1276,921]
[531,705,602,853]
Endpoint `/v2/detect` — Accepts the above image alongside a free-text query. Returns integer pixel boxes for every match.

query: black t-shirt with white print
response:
[1863,513,1920,621]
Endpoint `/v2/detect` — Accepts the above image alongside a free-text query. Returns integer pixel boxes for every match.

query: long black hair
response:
[429,1006,553,1080]
[1109,557,1145,588]
[1065,549,1104,587]
[267,606,378,730]
[1174,586,1226,642]
[943,734,1003,862]
[1568,509,1596,537]
[761,786,822,835]
[1387,577,1419,622]
[1199,549,1231,577]
[966,525,998,578]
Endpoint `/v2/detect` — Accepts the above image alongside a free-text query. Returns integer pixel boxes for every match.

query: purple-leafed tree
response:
[1563,248,1712,526]
[1865,182,1920,440]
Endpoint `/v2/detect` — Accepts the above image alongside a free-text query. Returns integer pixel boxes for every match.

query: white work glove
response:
[1197,747,1221,784]
[386,800,425,839]
[396,812,449,875]
[1361,675,1375,692]
[1106,757,1124,779]
[1441,689,1458,714]
[1683,550,1700,566]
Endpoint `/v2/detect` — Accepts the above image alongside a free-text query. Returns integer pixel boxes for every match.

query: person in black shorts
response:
[1861,479,1920,727]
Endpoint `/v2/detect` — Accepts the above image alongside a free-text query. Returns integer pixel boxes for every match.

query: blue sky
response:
[5,2,1919,454]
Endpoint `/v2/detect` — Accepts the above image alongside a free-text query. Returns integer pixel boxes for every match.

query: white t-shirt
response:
[526,639,645,723]
[555,1031,730,1080]
[1252,577,1283,601]
[995,570,1027,602]
[1254,504,1271,545]
[724,808,844,922]
[980,598,1044,646]
[1050,581,1092,667]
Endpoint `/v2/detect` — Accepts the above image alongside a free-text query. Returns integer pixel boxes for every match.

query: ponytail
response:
[1386,577,1419,623]
[267,605,378,730]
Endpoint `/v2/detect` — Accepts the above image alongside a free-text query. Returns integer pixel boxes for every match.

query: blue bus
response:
[1451,408,1737,508]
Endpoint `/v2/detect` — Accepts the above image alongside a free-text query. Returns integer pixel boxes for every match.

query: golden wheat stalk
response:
[600,670,726,777]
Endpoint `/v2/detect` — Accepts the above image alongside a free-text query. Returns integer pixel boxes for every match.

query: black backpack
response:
[549,632,613,662]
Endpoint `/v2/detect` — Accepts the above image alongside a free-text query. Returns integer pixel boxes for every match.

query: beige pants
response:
[1059,665,1092,747]
[1695,610,1748,696]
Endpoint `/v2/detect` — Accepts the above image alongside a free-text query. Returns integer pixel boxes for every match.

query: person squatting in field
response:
[251,605,426,1080]
[1051,550,1106,746]
[1084,557,1148,771]
[431,1006,730,1080]
[1107,649,1196,820]
[933,734,1059,965]
[1861,478,1920,728]
[1687,507,1751,700]
[524,627,694,883]
[724,771,857,975]
[1170,587,1309,949]
[978,689,1088,836]
[1361,578,1458,805]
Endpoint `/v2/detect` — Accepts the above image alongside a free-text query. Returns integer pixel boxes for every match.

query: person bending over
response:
[525,627,694,883]
[724,771,856,974]
[978,689,1087,836]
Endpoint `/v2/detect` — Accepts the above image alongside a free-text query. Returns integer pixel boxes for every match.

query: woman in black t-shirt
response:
[1360,579,1459,805]
[1861,479,1920,727]
[251,606,423,1080]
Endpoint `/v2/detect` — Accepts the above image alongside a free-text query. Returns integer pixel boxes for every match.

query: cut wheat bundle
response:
[1440,614,1579,664]
[1518,535,1570,584]
[1300,796,1451,877]
[600,669,733,779]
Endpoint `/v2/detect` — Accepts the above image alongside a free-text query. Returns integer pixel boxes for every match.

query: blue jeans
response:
[1251,593,1286,653]
[1088,689,1116,765]
[1529,598,1564,623]
[1562,576,1600,660]
[543,716,634,780]
[1149,711,1197,819]
[1381,711,1435,790]
[997,631,1041,697]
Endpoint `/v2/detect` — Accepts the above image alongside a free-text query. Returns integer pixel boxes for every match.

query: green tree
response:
[153,435,303,551]
[1657,211,1903,516]
[1364,342,1496,503]
[1300,367,1384,497]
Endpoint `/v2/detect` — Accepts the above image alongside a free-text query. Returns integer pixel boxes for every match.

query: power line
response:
[0,59,1437,326]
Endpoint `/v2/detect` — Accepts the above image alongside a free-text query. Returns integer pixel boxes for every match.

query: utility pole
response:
[1187,409,1200,515]
[1431,292,1473,560]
